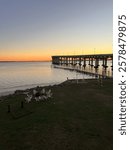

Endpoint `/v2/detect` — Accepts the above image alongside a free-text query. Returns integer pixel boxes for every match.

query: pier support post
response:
[68,57,70,65]
[94,58,99,68]
[69,57,71,65]
[65,57,68,65]
[88,57,90,65]
[104,58,108,69]
[79,57,82,66]
[74,58,77,66]
[71,57,74,65]
[83,58,86,68]
[63,57,65,65]
[102,58,105,67]
[90,58,94,66]
[73,57,76,66]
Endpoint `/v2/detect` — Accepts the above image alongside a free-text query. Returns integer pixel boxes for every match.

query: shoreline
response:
[0,78,112,99]
[0,81,62,97]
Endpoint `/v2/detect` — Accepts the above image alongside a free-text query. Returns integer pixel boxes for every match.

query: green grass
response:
[0,79,113,150]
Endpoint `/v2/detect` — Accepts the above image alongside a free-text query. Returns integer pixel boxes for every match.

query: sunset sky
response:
[0,0,112,61]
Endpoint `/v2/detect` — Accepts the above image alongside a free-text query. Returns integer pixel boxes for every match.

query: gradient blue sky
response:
[0,0,112,61]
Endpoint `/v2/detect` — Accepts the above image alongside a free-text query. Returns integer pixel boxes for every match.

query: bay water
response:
[0,61,94,96]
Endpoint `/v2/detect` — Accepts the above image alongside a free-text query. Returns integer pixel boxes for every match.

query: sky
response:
[0,0,112,61]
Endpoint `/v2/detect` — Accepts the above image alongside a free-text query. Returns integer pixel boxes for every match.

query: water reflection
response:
[54,60,113,78]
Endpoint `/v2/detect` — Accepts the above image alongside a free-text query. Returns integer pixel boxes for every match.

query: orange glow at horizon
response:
[0,45,112,61]
[0,55,51,61]
[0,48,112,61]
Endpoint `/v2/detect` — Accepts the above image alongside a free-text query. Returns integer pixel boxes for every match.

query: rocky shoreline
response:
[0,78,107,101]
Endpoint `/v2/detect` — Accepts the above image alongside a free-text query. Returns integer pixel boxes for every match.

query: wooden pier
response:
[52,54,113,69]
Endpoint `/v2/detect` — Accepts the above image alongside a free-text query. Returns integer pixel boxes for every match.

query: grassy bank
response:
[0,79,113,150]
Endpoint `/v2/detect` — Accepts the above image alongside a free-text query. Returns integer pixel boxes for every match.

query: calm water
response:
[0,62,93,96]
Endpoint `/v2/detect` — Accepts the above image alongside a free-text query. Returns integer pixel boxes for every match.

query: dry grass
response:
[0,79,113,150]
